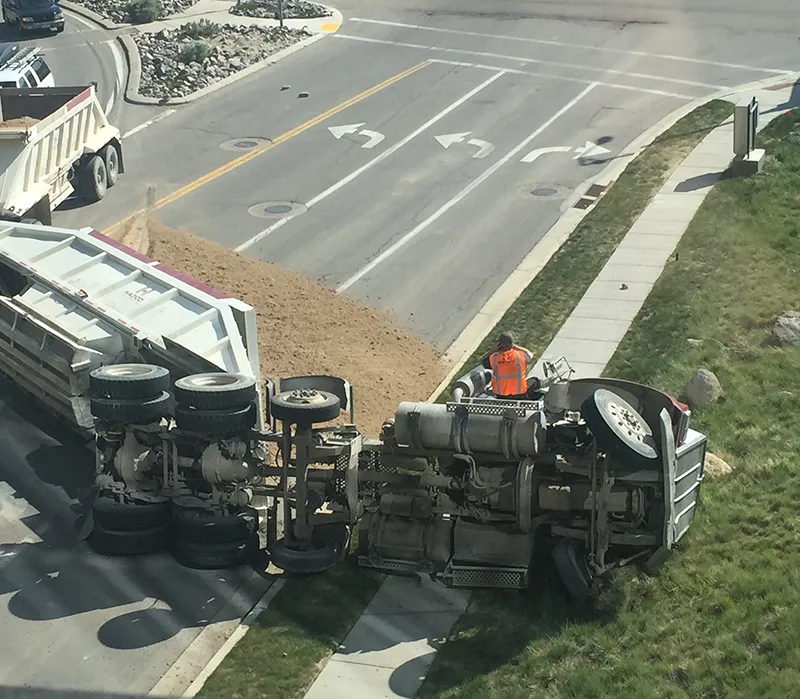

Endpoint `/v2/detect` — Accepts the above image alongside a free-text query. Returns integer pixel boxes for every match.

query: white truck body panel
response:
[0,222,262,430]
[0,85,119,221]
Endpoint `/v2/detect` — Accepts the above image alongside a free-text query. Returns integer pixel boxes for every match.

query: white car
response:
[0,43,54,88]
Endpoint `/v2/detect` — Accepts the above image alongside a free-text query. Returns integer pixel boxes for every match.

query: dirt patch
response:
[121,216,445,437]
[704,452,733,478]
[0,117,40,129]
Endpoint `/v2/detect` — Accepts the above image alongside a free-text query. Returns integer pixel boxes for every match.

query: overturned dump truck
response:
[0,222,708,599]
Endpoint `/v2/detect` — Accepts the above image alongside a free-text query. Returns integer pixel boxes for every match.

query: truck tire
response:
[88,523,168,557]
[93,496,170,532]
[170,536,258,570]
[269,390,340,426]
[89,364,171,400]
[269,537,340,574]
[171,506,258,545]
[102,145,120,188]
[90,391,172,424]
[174,403,256,435]
[553,538,594,601]
[581,389,659,470]
[81,155,108,203]
[173,373,257,410]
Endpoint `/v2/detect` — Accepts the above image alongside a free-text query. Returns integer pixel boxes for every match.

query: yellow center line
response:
[104,60,432,239]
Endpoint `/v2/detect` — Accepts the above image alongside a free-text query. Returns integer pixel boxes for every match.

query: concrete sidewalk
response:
[303,79,800,699]
[534,82,796,378]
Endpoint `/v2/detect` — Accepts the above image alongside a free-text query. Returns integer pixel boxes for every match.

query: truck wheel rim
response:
[103,365,152,377]
[190,375,240,387]
[607,400,647,443]
[286,389,327,405]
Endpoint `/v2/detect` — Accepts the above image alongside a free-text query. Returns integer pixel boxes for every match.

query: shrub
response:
[126,0,163,23]
[178,41,215,64]
[178,19,220,39]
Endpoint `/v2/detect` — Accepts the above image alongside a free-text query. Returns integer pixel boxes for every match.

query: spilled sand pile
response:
[122,216,446,437]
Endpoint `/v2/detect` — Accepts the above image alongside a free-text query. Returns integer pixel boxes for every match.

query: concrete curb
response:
[61,0,340,107]
[428,69,800,402]
[121,30,329,106]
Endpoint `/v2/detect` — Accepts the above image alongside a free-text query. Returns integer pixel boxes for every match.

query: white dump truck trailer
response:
[0,85,122,225]
[0,221,708,598]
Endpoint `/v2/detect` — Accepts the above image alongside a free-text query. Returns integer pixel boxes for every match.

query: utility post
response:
[732,96,765,176]
[278,0,284,28]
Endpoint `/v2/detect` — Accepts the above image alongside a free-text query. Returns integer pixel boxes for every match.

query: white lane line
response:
[123,109,178,138]
[104,85,115,116]
[336,82,598,294]
[234,70,507,253]
[350,17,795,75]
[333,33,727,90]
[428,58,694,100]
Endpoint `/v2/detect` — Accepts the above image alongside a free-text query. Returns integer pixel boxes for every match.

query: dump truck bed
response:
[0,222,261,430]
[0,86,120,222]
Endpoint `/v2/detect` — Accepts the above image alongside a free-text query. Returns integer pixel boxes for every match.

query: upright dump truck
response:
[0,222,708,597]
[0,85,122,225]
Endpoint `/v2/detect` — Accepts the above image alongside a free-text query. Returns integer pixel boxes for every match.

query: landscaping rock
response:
[134,24,311,99]
[230,0,332,19]
[73,0,199,24]
[704,452,732,478]
[683,368,722,408]
[771,310,800,347]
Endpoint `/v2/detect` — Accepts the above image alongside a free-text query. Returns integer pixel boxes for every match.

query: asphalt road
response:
[5,0,798,696]
[54,0,799,346]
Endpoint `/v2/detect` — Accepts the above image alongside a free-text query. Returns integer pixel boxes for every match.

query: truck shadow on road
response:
[0,380,272,652]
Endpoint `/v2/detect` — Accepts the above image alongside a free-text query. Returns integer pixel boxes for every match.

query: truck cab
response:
[2,0,64,34]
[0,44,54,88]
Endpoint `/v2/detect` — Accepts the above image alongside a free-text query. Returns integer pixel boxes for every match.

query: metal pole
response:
[278,0,284,28]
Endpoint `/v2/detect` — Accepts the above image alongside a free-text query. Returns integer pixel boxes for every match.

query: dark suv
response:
[2,0,65,34]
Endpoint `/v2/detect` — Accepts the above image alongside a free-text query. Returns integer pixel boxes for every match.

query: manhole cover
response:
[220,137,271,152]
[516,183,570,201]
[248,201,308,219]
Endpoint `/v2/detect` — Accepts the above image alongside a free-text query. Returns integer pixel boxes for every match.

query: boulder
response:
[683,368,722,408]
[771,310,800,347]
[704,452,732,478]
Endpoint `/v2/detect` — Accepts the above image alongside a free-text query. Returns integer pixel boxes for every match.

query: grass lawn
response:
[438,98,733,400]
[199,564,383,699]
[417,108,800,699]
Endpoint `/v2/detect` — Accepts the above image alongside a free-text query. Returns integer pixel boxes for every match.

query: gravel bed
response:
[135,24,311,99]
[229,0,332,20]
[72,0,200,24]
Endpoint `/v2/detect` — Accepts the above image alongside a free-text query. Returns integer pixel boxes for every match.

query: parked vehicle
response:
[2,0,65,34]
[0,84,123,224]
[0,222,708,595]
[0,44,54,88]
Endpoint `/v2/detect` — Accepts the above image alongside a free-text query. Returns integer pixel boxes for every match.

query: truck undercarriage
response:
[0,221,707,600]
[85,361,707,600]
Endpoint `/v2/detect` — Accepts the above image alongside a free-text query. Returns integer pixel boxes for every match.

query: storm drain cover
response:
[220,137,271,152]
[248,201,308,219]
[516,183,570,201]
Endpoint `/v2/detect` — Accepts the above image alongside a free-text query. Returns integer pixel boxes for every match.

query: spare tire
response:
[270,390,340,426]
[581,388,659,469]
[174,403,257,435]
[173,373,257,410]
[93,496,170,532]
[88,523,168,557]
[269,537,340,574]
[90,391,172,424]
[90,364,170,400]
[170,536,258,570]
[171,506,258,545]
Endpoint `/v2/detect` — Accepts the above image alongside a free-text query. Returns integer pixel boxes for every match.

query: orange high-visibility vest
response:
[488,348,528,395]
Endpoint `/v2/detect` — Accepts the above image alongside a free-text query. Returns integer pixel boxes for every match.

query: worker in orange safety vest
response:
[481,331,535,399]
